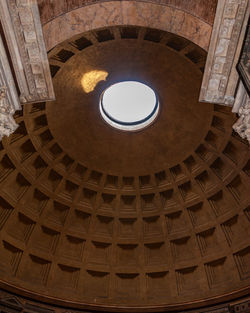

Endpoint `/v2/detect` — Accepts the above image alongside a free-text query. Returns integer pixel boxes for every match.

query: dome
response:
[0,2,249,313]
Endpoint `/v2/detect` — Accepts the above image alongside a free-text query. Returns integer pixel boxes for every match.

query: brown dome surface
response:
[47,31,210,175]
[0,27,249,312]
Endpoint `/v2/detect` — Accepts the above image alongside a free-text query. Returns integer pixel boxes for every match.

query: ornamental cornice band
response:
[0,86,18,140]
[0,35,20,140]
[199,0,249,105]
[233,91,250,143]
[0,0,55,104]
[0,290,249,313]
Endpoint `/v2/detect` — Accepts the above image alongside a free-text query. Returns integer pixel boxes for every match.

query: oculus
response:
[99,81,159,131]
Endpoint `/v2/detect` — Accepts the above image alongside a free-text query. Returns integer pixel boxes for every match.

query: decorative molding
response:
[233,83,250,143]
[0,87,18,140]
[0,0,55,104]
[0,289,249,313]
[0,34,20,141]
[199,0,249,105]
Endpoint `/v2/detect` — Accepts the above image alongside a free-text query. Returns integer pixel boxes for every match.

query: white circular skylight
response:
[99,81,159,131]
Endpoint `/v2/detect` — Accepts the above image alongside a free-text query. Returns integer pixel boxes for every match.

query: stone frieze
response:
[0,0,55,104]
[200,0,249,105]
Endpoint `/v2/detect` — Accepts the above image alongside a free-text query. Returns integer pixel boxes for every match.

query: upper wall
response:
[38,0,218,26]
[40,1,213,51]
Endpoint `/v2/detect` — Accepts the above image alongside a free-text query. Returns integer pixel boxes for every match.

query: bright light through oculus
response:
[100,81,159,131]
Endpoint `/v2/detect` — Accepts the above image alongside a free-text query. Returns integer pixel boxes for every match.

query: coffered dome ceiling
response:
[0,24,249,312]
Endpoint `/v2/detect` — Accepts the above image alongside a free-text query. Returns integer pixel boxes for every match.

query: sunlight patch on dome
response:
[81,70,108,93]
